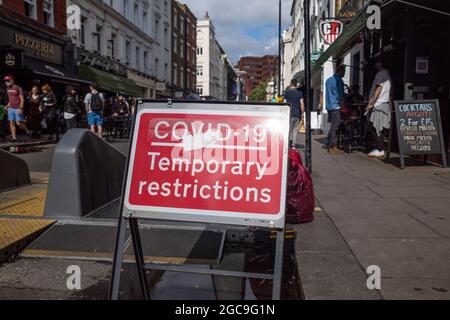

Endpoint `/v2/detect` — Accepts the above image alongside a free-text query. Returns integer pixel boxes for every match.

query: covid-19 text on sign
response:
[124,106,289,228]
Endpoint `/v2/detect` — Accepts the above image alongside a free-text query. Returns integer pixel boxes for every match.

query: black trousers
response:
[65,117,78,130]
[327,109,341,148]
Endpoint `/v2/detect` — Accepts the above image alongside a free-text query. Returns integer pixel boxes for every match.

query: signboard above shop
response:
[0,26,63,65]
[123,101,290,228]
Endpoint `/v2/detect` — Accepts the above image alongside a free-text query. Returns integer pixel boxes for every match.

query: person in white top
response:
[366,58,392,158]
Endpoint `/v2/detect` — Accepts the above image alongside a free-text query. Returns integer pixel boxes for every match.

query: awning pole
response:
[304,0,312,173]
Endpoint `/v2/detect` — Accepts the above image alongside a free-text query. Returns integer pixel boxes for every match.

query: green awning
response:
[313,7,371,71]
[79,64,141,97]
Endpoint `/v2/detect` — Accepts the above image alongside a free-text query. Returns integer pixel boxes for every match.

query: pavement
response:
[294,134,450,299]
[1,133,450,300]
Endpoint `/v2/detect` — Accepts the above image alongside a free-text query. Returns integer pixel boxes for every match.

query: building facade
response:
[281,26,294,91]
[0,0,82,99]
[236,55,279,99]
[68,0,172,98]
[171,1,196,99]
[195,12,229,100]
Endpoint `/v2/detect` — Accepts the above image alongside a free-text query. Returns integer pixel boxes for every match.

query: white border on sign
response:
[123,103,290,229]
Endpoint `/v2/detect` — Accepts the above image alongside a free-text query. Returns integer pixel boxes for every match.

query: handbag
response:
[298,119,306,133]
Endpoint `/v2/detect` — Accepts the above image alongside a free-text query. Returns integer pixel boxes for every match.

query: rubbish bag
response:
[286,148,314,224]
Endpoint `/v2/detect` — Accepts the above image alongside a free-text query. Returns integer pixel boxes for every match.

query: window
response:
[154,19,159,40]
[173,34,177,54]
[164,63,168,80]
[124,0,129,19]
[180,68,184,89]
[155,58,159,76]
[164,28,168,49]
[43,0,54,27]
[134,3,139,25]
[196,67,203,76]
[180,39,184,58]
[94,25,102,52]
[164,0,168,15]
[173,64,177,86]
[196,47,203,55]
[136,46,140,69]
[180,18,184,35]
[143,11,148,33]
[144,51,149,73]
[126,40,131,65]
[196,86,203,95]
[24,0,37,20]
[80,18,86,47]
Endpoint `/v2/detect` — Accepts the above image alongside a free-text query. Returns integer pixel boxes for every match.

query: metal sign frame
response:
[389,99,447,169]
[109,99,290,301]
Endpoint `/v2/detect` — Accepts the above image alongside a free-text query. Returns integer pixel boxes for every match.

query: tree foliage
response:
[249,80,270,102]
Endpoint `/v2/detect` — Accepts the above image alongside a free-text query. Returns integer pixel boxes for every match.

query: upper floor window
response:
[24,0,37,20]
[196,47,203,55]
[43,0,54,27]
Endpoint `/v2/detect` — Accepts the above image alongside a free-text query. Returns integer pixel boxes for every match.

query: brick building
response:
[0,0,82,98]
[171,0,197,98]
[236,55,279,98]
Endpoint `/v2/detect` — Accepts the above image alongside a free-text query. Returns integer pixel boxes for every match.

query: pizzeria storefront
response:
[0,16,88,99]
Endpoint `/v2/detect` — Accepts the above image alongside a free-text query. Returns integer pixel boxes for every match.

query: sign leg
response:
[272,229,285,300]
[109,215,128,300]
[129,218,150,300]
[400,153,406,169]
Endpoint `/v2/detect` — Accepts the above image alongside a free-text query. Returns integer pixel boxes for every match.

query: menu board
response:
[393,100,447,168]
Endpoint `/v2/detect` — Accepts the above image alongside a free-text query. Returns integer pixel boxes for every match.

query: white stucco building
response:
[281,26,294,91]
[195,12,228,100]
[68,0,171,98]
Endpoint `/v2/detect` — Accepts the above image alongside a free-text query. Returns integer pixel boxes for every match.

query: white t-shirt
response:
[369,69,392,106]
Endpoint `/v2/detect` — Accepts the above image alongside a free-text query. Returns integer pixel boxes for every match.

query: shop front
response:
[0,20,86,99]
[127,70,155,99]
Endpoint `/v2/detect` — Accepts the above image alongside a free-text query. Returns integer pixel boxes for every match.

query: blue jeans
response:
[327,109,341,148]
[8,108,24,122]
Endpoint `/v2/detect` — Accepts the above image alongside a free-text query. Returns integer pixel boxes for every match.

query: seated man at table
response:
[112,95,129,117]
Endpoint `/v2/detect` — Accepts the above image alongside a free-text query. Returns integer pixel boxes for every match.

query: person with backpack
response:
[84,83,105,138]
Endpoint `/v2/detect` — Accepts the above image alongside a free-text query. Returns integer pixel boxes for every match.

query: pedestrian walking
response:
[39,84,58,141]
[27,86,42,137]
[283,79,304,148]
[112,95,130,117]
[0,84,8,140]
[3,75,31,143]
[366,58,392,158]
[325,65,346,154]
[84,83,105,138]
[63,86,80,131]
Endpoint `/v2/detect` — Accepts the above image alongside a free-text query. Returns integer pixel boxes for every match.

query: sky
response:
[185,0,292,65]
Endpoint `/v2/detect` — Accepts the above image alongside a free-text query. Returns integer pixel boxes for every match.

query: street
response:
[1,0,450,306]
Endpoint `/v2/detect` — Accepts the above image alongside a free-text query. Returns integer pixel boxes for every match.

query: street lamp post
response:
[278,0,282,98]
[304,0,312,172]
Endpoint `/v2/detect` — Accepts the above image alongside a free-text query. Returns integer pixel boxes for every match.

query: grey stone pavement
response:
[294,134,450,300]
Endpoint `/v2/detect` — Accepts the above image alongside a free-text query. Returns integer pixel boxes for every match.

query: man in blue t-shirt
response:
[325,65,346,154]
[283,79,304,148]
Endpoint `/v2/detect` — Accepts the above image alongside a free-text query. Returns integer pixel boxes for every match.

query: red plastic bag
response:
[286,149,314,224]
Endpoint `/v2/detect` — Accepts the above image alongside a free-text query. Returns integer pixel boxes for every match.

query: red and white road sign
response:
[124,104,290,228]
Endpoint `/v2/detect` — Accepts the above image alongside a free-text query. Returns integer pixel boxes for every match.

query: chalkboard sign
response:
[393,100,447,168]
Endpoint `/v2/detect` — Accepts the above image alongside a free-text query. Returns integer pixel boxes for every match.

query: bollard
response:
[44,129,126,218]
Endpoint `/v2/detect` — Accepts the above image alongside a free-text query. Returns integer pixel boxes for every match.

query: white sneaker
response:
[368,149,385,157]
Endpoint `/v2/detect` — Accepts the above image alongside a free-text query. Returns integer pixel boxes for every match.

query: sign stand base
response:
[109,215,285,300]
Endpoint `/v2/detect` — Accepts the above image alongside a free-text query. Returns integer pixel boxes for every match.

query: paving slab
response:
[380,278,450,300]
[296,252,381,300]
[346,238,450,280]
[318,198,440,239]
